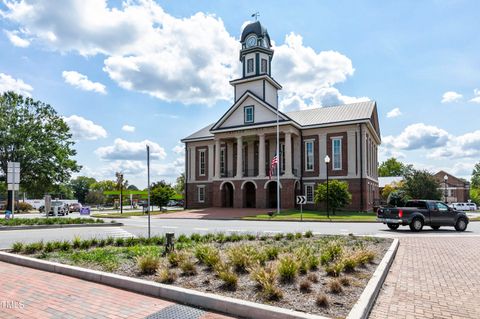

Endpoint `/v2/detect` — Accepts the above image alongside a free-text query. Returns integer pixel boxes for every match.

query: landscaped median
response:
[4,232,396,319]
[0,217,122,230]
[243,210,378,222]
[91,210,180,219]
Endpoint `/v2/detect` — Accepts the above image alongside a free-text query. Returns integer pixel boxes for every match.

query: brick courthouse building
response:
[182,21,381,211]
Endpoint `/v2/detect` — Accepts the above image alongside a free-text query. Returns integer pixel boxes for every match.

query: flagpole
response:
[276,95,280,215]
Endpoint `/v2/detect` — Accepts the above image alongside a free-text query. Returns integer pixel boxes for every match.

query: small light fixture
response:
[444,174,448,181]
[324,155,331,164]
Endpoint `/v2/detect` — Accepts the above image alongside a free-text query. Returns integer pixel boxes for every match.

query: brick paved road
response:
[0,261,233,319]
[370,237,480,319]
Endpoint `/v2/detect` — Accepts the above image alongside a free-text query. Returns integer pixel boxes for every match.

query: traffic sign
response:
[296,195,306,205]
[7,184,19,191]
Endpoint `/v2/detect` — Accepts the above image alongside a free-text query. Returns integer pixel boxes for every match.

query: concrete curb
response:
[146,216,380,223]
[0,251,329,319]
[0,222,123,231]
[346,238,399,319]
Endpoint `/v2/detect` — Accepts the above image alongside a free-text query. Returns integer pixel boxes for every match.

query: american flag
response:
[269,155,278,179]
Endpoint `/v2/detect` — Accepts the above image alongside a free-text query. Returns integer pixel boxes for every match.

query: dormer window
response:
[247,58,254,73]
[244,106,254,124]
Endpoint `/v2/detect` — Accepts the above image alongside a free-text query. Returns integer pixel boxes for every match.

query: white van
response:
[451,202,477,211]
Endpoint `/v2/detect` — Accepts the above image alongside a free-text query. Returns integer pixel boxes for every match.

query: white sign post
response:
[296,195,306,222]
[7,162,20,218]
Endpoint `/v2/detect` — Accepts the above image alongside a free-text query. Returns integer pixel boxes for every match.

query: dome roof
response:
[240,21,271,47]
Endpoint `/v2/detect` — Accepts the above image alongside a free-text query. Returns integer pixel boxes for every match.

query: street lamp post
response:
[324,155,331,219]
[444,174,448,203]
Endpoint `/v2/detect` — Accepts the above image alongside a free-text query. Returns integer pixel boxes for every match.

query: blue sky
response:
[1,0,479,188]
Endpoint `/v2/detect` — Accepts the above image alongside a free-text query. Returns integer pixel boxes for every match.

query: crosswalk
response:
[102,228,137,238]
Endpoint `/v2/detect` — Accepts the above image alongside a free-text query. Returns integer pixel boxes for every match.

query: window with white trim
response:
[247,58,254,73]
[199,149,206,176]
[305,140,314,171]
[332,138,342,170]
[220,147,226,175]
[305,183,315,203]
[244,106,254,123]
[197,186,205,203]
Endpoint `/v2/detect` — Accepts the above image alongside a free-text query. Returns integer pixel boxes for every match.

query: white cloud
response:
[122,125,135,133]
[469,89,480,104]
[172,145,185,155]
[96,138,166,161]
[0,72,33,96]
[386,107,402,118]
[4,29,30,47]
[382,123,450,150]
[274,33,368,111]
[62,71,106,94]
[429,130,480,159]
[63,115,107,140]
[441,91,462,103]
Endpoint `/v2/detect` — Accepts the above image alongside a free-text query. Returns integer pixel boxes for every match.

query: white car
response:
[451,202,477,211]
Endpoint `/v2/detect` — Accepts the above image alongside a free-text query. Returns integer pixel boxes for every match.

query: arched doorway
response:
[266,181,279,209]
[243,182,256,208]
[221,182,234,208]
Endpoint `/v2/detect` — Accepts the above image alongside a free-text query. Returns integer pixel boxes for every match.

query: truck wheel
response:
[431,226,440,230]
[387,223,399,230]
[409,218,424,232]
[455,218,467,232]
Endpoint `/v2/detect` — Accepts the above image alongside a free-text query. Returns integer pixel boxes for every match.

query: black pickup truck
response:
[377,200,469,232]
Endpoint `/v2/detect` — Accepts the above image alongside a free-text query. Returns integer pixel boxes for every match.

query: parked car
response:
[68,203,82,213]
[451,202,477,211]
[41,201,69,216]
[377,200,469,232]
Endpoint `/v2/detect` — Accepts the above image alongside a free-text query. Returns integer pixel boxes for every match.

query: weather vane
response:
[251,12,260,21]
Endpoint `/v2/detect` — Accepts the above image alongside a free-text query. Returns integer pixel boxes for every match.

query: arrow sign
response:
[296,195,306,205]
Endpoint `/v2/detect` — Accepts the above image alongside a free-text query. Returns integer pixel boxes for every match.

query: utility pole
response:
[147,145,151,239]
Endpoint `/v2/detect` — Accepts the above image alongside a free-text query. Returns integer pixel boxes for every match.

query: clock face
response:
[246,36,257,48]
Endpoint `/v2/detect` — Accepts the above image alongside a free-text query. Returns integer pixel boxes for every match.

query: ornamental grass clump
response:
[228,244,258,273]
[342,256,358,272]
[136,254,161,275]
[167,251,187,267]
[299,279,312,293]
[320,242,343,265]
[72,236,82,249]
[11,242,23,253]
[278,255,299,283]
[263,246,280,261]
[80,239,93,250]
[216,263,238,291]
[339,276,351,286]
[304,230,314,238]
[250,264,283,301]
[328,278,343,294]
[179,257,197,276]
[307,273,319,283]
[286,233,295,240]
[316,293,330,308]
[324,261,344,277]
[24,241,43,254]
[354,249,376,266]
[195,245,220,269]
[59,240,72,252]
[155,265,178,284]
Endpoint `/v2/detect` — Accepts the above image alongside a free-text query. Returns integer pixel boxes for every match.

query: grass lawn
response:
[244,209,377,222]
[0,217,104,226]
[91,210,181,218]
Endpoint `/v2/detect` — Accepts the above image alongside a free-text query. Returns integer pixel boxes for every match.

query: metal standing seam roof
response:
[182,101,376,141]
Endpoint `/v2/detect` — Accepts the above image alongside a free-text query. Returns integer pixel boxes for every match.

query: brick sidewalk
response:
[155,207,271,219]
[370,237,480,319]
[0,261,233,319]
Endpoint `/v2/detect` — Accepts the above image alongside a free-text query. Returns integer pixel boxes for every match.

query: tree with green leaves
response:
[174,173,185,194]
[378,157,414,177]
[85,190,106,205]
[471,162,480,189]
[70,176,96,203]
[403,170,442,200]
[151,180,176,208]
[314,180,352,214]
[0,91,80,198]
[127,184,139,191]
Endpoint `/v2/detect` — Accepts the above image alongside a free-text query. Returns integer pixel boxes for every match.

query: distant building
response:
[182,21,381,211]
[434,170,470,203]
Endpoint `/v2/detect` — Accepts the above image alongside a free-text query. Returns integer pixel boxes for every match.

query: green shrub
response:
[24,241,43,254]
[247,234,256,241]
[214,233,227,243]
[274,233,284,241]
[342,256,358,272]
[155,265,177,284]
[90,238,99,247]
[98,239,107,247]
[44,242,54,253]
[177,234,189,243]
[16,202,33,212]
[286,233,295,240]
[295,232,302,239]
[259,235,268,241]
[105,237,115,245]
[125,237,136,247]
[201,233,215,242]
[60,241,72,251]
[320,242,343,265]
[328,278,343,293]
[190,233,202,242]
[278,255,298,282]
[135,254,160,275]
[52,241,62,250]
[80,239,93,250]
[304,230,313,238]
[115,237,125,247]
[226,233,243,242]
[11,242,23,253]
[354,249,376,265]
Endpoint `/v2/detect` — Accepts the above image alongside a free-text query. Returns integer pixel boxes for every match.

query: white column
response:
[248,140,254,175]
[236,136,243,178]
[284,132,292,177]
[208,144,214,180]
[319,134,327,179]
[347,131,356,177]
[258,133,266,177]
[191,146,196,181]
[214,139,221,179]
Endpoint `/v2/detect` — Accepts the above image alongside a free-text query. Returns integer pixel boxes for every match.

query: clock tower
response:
[230,21,282,108]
